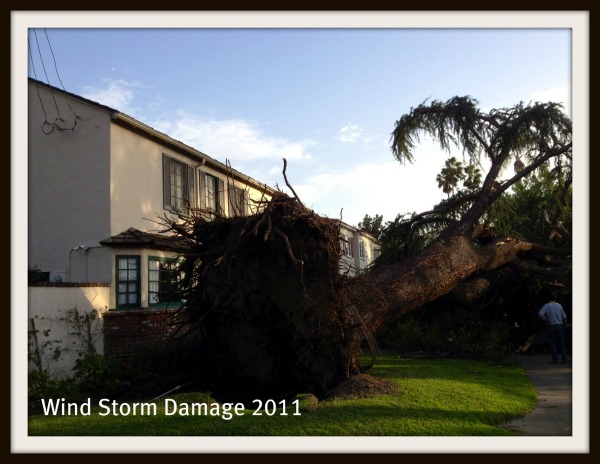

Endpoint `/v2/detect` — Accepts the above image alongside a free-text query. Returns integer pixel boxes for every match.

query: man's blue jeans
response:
[548,324,568,363]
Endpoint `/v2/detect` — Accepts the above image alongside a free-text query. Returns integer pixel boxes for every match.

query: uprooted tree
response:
[160,96,572,403]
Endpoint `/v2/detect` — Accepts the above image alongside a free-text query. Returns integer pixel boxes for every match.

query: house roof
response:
[28,77,278,196]
[100,227,191,252]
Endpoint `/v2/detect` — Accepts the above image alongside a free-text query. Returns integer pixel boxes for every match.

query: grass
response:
[28,354,537,436]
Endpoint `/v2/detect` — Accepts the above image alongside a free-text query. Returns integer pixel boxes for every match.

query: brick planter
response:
[103,308,186,361]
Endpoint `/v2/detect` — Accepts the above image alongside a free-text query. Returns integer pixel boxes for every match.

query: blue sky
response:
[22,13,577,229]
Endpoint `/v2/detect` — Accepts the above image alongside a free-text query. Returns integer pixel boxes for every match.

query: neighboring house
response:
[339,222,381,277]
[27,77,380,365]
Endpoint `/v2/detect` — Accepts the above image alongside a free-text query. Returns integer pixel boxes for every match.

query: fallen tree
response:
[161,96,572,403]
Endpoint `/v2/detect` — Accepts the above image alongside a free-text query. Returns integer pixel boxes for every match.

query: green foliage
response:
[28,317,75,409]
[391,96,484,164]
[374,212,445,264]
[28,370,78,411]
[391,96,571,168]
[485,164,572,245]
[358,213,384,240]
[462,163,482,191]
[57,307,102,358]
[435,157,482,198]
[389,95,572,250]
[436,156,465,197]
[72,353,122,394]
[375,303,515,361]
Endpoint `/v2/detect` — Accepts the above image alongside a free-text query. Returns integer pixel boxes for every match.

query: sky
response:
[19,12,579,229]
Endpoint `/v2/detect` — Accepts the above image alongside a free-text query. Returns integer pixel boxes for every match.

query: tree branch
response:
[282,158,303,205]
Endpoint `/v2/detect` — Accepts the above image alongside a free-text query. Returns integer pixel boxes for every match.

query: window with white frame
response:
[148,256,183,307]
[116,255,140,308]
[359,239,366,260]
[163,154,196,214]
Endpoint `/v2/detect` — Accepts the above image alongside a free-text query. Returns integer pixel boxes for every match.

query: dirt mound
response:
[323,374,398,400]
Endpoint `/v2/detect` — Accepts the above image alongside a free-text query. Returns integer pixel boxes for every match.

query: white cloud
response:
[152,112,316,165]
[74,78,318,189]
[295,145,449,227]
[80,79,142,113]
[336,123,364,143]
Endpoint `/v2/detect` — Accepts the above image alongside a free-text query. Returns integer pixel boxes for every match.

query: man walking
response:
[538,292,569,364]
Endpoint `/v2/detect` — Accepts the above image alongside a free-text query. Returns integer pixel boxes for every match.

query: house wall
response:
[109,123,271,235]
[356,230,380,268]
[28,283,110,376]
[67,246,113,283]
[339,223,381,276]
[28,81,112,282]
[109,124,183,235]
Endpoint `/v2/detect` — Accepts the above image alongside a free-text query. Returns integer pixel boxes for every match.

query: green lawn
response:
[28,354,537,436]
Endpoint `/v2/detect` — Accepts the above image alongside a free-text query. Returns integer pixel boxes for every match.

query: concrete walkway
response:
[504,353,572,436]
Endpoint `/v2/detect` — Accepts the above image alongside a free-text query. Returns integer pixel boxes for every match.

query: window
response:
[148,257,183,307]
[163,154,196,213]
[341,237,353,257]
[205,173,218,212]
[359,240,366,260]
[228,184,248,217]
[199,171,225,217]
[116,256,140,308]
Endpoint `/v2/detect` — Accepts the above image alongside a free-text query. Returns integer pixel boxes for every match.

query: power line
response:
[32,29,63,120]
[28,28,78,134]
[43,28,81,120]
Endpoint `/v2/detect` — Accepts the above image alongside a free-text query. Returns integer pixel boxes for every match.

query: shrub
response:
[375,303,514,361]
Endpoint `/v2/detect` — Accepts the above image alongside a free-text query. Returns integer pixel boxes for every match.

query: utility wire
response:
[29,28,77,134]
[28,38,49,121]
[32,29,63,121]
[43,28,81,119]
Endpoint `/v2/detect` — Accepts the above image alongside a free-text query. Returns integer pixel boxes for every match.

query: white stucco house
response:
[28,77,275,295]
[339,222,381,276]
[27,77,380,363]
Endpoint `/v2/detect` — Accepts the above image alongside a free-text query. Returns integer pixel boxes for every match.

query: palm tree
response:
[462,163,482,191]
[436,156,465,197]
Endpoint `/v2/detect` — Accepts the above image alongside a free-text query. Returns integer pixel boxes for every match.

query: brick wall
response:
[103,308,187,361]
